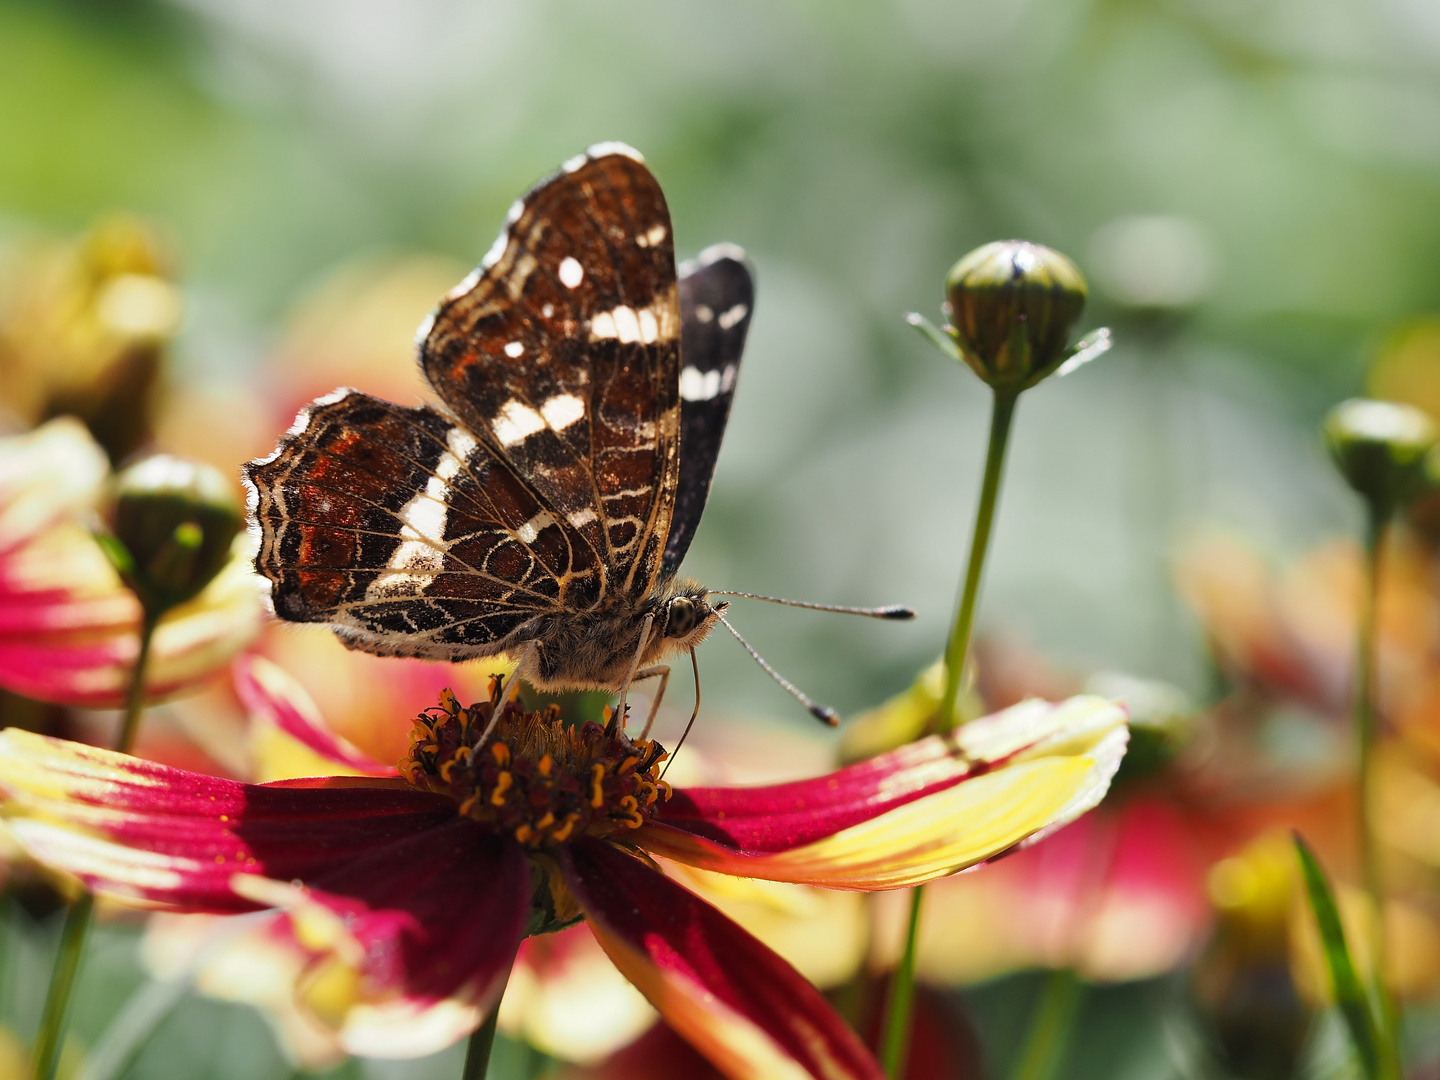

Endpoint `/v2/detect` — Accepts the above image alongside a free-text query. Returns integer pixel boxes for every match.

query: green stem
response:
[1006,971,1083,1080]
[938,390,1019,727]
[460,1006,501,1080]
[1356,509,1401,1079]
[31,894,94,1080]
[880,886,924,1078]
[878,390,1021,1079]
[115,613,158,756]
[32,615,158,1080]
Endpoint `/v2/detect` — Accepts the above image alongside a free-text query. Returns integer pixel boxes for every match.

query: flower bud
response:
[106,456,243,618]
[1323,399,1437,515]
[943,240,1090,392]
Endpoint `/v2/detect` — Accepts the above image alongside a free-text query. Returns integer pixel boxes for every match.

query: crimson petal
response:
[0,729,453,909]
[234,654,396,776]
[563,838,884,1080]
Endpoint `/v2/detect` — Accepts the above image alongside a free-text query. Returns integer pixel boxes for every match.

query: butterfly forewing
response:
[664,245,755,577]
[419,148,681,600]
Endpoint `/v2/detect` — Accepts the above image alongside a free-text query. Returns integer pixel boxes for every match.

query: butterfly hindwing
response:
[419,145,681,601]
[662,245,755,577]
[245,389,598,659]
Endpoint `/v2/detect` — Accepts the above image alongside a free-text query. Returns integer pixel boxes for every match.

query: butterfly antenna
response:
[708,591,914,620]
[658,649,701,783]
[711,606,839,726]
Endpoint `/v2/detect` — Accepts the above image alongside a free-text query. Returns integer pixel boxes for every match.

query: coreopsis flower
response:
[150,648,868,1068]
[0,418,260,709]
[0,667,1126,1077]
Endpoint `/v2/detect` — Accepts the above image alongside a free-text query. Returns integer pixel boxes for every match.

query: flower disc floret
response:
[400,687,671,849]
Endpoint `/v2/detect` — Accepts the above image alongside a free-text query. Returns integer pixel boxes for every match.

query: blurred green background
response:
[6,0,1440,1074]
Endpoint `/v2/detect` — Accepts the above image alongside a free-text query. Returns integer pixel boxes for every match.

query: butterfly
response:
[245,143,759,730]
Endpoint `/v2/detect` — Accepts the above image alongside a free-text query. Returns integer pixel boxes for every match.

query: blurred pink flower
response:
[0,418,260,708]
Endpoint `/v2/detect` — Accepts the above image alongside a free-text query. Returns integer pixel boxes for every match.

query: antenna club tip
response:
[812,706,841,727]
[880,606,917,620]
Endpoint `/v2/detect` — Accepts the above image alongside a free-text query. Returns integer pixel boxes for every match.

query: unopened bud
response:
[943,240,1092,392]
[1323,399,1437,515]
[106,456,243,618]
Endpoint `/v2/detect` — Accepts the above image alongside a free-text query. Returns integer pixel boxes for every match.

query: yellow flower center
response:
[400,686,671,849]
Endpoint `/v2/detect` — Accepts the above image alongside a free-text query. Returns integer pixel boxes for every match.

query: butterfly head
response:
[654,581,724,652]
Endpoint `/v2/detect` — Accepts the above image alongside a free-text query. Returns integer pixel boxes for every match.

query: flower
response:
[0,216,181,463]
[0,418,260,709]
[0,675,1126,1077]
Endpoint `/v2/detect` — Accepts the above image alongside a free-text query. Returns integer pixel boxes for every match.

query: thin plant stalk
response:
[1356,509,1401,1078]
[1006,971,1083,1080]
[32,615,158,1080]
[460,1005,502,1080]
[938,389,1019,725]
[881,388,1019,1077]
[879,886,925,1078]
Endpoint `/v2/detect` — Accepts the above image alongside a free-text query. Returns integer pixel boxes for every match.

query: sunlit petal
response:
[564,838,884,1080]
[644,697,1128,889]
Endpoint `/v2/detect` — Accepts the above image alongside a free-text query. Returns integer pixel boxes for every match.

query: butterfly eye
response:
[663,596,698,639]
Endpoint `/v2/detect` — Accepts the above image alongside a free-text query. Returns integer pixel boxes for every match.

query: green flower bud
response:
[943,240,1091,392]
[104,456,243,619]
[1322,398,1437,516]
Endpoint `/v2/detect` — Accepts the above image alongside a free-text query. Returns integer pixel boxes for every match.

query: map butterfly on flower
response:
[245,144,761,723]
[247,143,912,729]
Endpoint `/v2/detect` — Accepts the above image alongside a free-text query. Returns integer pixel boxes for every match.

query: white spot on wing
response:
[492,400,546,446]
[636,223,668,248]
[718,303,748,330]
[720,363,738,393]
[541,303,554,318]
[504,341,524,358]
[558,257,584,289]
[516,510,555,545]
[679,366,722,402]
[446,426,478,464]
[562,153,588,173]
[590,311,616,340]
[541,393,585,431]
[638,307,659,344]
[567,508,598,529]
[506,199,526,224]
[694,304,714,324]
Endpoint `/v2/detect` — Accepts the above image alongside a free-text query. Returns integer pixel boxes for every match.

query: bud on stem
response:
[102,455,243,619]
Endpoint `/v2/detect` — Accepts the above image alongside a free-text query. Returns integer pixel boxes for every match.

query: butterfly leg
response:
[612,613,655,732]
[633,665,671,740]
[478,640,538,748]
[659,650,701,782]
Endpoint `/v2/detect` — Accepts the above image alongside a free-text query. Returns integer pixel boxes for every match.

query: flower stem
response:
[1006,970,1083,1080]
[31,894,93,1080]
[115,613,158,756]
[880,389,1020,1078]
[879,885,924,1078]
[460,1006,501,1080]
[938,389,1018,727]
[32,614,158,1080]
[1356,509,1401,1078]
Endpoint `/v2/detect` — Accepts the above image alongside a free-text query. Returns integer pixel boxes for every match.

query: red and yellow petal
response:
[563,838,884,1080]
[0,728,452,908]
[644,696,1128,890]
[235,654,396,778]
